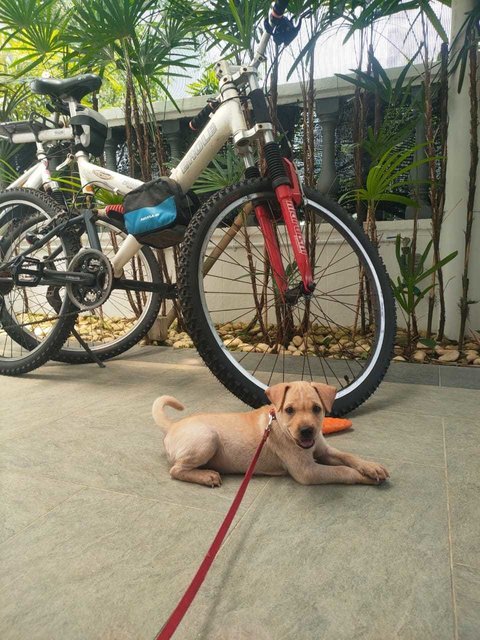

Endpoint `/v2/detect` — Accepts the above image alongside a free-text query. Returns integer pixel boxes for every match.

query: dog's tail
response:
[152,395,185,432]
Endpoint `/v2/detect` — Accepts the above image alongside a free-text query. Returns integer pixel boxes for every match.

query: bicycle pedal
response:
[11,256,44,286]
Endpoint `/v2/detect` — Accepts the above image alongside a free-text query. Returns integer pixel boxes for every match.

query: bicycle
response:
[0,0,396,416]
[0,104,164,365]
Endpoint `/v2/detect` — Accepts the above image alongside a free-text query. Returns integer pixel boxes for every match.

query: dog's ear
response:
[265,383,290,410]
[310,382,337,413]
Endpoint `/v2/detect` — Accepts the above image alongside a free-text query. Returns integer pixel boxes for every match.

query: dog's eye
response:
[312,404,322,414]
[284,406,295,415]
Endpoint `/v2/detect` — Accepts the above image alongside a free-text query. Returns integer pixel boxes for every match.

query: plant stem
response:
[458,44,478,347]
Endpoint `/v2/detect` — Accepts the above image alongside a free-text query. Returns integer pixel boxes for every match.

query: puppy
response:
[152,381,389,488]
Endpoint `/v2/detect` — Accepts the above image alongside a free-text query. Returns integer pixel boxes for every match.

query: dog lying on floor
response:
[152,381,389,488]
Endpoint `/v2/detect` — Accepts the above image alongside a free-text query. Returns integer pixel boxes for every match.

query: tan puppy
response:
[152,381,389,488]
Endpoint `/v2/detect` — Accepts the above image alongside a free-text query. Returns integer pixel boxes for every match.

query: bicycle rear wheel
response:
[178,179,396,416]
[0,189,79,375]
[54,216,163,363]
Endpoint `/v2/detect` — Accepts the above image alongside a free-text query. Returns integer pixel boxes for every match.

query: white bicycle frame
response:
[6,38,274,278]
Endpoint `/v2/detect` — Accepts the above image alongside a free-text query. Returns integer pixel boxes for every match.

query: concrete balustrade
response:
[98,59,479,337]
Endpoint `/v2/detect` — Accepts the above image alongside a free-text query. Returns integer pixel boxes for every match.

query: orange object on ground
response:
[322,417,352,434]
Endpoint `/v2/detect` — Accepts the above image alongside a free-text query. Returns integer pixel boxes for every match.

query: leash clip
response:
[266,409,276,433]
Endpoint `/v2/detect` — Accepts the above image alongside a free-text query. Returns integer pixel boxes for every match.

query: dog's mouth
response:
[295,438,315,450]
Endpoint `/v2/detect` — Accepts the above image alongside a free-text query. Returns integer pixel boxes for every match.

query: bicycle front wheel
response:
[178,179,396,416]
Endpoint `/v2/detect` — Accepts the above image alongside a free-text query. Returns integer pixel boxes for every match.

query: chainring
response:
[66,248,113,311]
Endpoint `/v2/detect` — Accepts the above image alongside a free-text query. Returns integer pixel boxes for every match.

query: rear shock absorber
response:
[49,187,68,210]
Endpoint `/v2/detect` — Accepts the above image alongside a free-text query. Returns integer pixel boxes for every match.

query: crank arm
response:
[113,279,178,299]
[15,268,96,288]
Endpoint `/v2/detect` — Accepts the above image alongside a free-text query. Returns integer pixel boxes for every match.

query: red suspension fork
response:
[254,159,315,299]
[274,182,315,294]
[254,203,288,298]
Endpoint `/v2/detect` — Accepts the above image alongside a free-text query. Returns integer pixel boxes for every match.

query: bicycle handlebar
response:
[251,0,294,67]
[189,101,218,132]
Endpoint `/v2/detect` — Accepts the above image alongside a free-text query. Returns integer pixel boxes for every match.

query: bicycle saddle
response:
[30,74,102,101]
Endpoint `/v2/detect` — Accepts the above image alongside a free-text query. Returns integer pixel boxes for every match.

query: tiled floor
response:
[0,347,479,639]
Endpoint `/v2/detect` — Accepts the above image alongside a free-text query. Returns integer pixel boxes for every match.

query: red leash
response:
[154,410,275,640]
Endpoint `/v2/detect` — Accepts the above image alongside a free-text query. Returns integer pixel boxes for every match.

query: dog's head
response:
[265,381,336,450]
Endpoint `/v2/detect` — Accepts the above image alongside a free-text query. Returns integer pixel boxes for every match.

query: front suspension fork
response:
[253,159,315,301]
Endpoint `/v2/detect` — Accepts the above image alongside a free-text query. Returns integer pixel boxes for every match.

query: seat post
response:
[67,98,79,118]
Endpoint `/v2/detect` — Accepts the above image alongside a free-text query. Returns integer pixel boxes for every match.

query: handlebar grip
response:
[272,0,289,18]
[189,103,215,132]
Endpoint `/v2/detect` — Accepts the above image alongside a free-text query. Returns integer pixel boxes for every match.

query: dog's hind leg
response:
[170,465,222,487]
[166,424,222,488]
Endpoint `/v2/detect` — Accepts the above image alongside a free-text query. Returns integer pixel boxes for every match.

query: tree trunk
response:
[425,42,448,340]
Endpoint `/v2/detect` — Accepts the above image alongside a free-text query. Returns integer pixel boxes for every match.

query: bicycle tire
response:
[0,189,80,375]
[178,179,396,416]
[54,216,163,364]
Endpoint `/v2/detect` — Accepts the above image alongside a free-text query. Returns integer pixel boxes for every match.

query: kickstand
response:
[46,286,106,368]
[72,327,106,368]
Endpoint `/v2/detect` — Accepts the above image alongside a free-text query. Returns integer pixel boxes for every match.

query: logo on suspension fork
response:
[284,198,307,257]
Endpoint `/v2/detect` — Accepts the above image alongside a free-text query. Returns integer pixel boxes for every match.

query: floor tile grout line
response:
[0,486,86,553]
[0,485,159,598]
[442,417,458,640]
[452,561,480,572]
[0,406,135,442]
[219,478,274,550]
[111,356,480,389]
[9,353,480,390]
[0,480,269,598]
[352,407,480,421]
[0,467,266,518]
[86,481,267,515]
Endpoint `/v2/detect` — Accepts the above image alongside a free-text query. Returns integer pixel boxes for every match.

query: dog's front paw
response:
[201,470,222,488]
[356,461,390,484]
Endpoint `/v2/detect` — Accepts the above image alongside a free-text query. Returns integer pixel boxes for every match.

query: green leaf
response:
[416,251,458,284]
[420,0,449,43]
[418,337,437,348]
[375,193,418,207]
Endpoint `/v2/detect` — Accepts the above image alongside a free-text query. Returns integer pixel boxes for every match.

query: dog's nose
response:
[300,426,314,439]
